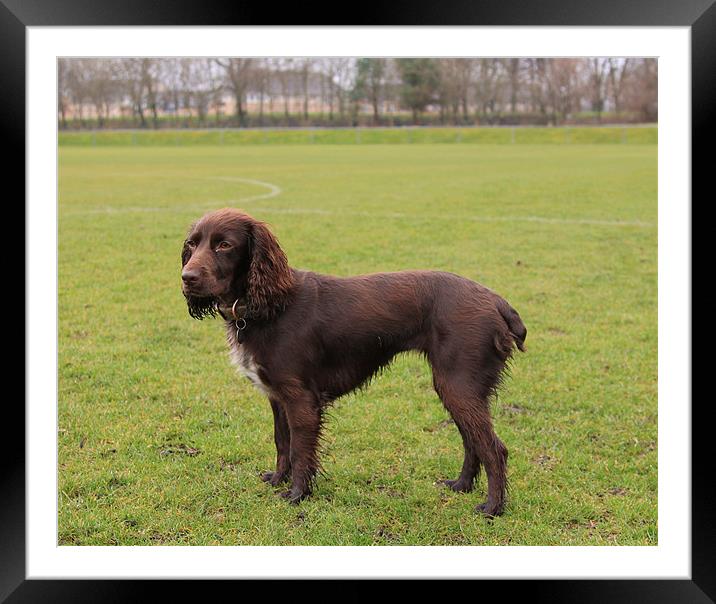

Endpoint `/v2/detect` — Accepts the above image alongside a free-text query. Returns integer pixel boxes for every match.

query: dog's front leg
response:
[277,388,322,504]
[261,397,291,486]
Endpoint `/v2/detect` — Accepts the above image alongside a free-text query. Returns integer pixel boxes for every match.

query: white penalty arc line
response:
[63,176,283,215]
[204,176,282,203]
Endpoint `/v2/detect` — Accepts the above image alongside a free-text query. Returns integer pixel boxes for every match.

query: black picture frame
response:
[6,0,711,601]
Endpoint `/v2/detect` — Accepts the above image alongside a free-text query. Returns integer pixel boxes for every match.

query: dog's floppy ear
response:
[246,219,294,320]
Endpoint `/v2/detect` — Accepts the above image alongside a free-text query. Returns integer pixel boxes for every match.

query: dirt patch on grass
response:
[159,443,201,457]
[423,418,454,432]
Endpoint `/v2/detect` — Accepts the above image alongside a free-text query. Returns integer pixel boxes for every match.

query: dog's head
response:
[181,208,293,321]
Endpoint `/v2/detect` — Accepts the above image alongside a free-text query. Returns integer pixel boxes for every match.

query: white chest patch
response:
[228,343,269,395]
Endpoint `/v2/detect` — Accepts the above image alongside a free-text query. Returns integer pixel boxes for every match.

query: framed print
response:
[7,0,713,600]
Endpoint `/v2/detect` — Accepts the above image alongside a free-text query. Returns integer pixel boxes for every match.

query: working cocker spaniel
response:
[181,208,526,516]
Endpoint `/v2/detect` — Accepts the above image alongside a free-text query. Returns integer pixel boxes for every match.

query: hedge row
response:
[58,126,657,147]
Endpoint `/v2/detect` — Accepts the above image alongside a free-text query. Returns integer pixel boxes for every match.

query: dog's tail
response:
[496,298,527,353]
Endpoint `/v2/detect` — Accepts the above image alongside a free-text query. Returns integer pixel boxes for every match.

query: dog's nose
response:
[182,268,200,285]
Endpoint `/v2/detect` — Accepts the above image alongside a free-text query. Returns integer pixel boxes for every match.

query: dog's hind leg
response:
[433,371,508,517]
[261,397,291,486]
[472,427,508,517]
[436,404,481,493]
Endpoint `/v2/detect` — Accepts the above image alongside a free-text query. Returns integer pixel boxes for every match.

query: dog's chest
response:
[228,338,269,394]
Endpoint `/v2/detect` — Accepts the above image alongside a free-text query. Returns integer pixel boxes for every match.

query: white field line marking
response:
[203,176,282,203]
[67,204,654,228]
[63,175,654,228]
[62,176,282,216]
[246,207,655,228]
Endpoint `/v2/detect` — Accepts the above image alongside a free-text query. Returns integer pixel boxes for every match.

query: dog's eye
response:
[185,239,196,248]
[216,241,232,251]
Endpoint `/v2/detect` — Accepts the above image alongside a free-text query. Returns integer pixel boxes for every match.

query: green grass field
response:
[58,138,657,546]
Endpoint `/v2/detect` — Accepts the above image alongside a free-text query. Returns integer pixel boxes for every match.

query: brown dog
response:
[181,208,526,516]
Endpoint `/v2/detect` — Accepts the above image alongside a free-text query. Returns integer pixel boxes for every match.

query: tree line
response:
[58,57,657,129]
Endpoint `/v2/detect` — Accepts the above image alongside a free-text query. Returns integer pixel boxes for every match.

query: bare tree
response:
[473,59,504,120]
[85,59,120,127]
[297,58,315,122]
[275,57,295,119]
[179,58,219,123]
[544,58,580,125]
[319,58,337,121]
[622,58,657,122]
[71,60,94,125]
[140,59,160,128]
[332,58,356,120]
[120,59,148,127]
[252,58,270,124]
[214,58,254,126]
[506,58,522,114]
[159,58,184,121]
[436,59,460,123]
[585,57,610,122]
[454,58,474,122]
[524,58,548,118]
[58,58,70,128]
[607,58,631,118]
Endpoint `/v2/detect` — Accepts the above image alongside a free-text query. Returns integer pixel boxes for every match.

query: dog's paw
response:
[437,478,473,493]
[261,470,289,487]
[278,488,308,505]
[475,501,504,518]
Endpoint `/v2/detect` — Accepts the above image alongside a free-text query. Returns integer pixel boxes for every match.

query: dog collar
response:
[217,298,248,325]
[216,299,249,342]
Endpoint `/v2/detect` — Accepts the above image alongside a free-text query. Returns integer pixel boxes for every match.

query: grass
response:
[58,125,658,147]
[58,141,657,546]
